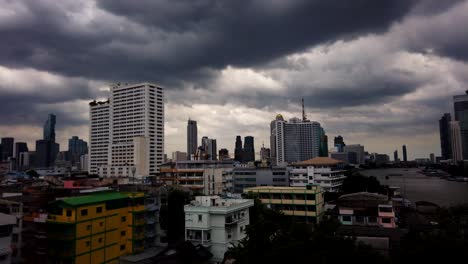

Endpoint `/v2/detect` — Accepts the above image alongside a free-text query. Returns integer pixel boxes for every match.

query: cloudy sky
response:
[1,0,468,160]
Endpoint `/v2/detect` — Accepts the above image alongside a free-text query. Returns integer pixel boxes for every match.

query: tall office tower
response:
[243,136,255,162]
[394,150,399,162]
[89,100,110,175]
[450,121,463,162]
[260,145,271,161]
[344,144,365,165]
[234,136,243,162]
[89,82,164,178]
[68,136,88,165]
[187,119,198,160]
[334,135,346,152]
[43,114,56,141]
[14,142,28,169]
[454,92,468,159]
[439,113,452,160]
[1,137,14,161]
[207,138,217,160]
[319,128,329,157]
[402,145,408,162]
[271,114,322,164]
[218,148,229,160]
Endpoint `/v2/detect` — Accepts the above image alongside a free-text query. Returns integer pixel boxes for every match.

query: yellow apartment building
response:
[46,191,146,264]
[244,185,324,224]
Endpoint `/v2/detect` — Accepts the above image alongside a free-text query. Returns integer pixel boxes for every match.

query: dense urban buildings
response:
[89,82,164,179]
[172,151,188,162]
[68,136,88,166]
[402,145,408,162]
[1,137,14,161]
[243,136,255,162]
[244,185,324,224]
[14,142,28,169]
[218,148,229,161]
[334,135,346,152]
[260,145,270,161]
[187,119,198,160]
[344,144,365,165]
[232,166,289,193]
[35,114,60,168]
[289,157,346,192]
[439,113,452,160]
[453,92,468,159]
[184,196,254,262]
[198,137,217,160]
[270,114,324,165]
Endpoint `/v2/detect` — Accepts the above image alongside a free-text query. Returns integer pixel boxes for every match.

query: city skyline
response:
[2,1,468,160]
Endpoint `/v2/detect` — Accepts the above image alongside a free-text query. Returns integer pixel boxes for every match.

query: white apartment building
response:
[89,82,164,179]
[184,196,254,262]
[270,114,322,165]
[289,157,346,192]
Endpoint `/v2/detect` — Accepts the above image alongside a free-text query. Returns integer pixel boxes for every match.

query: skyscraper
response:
[334,135,346,152]
[14,142,28,169]
[270,114,323,164]
[243,136,255,162]
[1,137,14,161]
[234,136,243,162]
[208,138,217,161]
[43,114,56,142]
[344,144,365,165]
[393,150,399,162]
[319,128,328,157]
[68,136,88,165]
[450,121,463,162]
[439,113,452,160]
[260,145,271,161]
[454,92,468,159]
[402,145,408,162]
[218,148,229,160]
[187,119,198,160]
[89,82,164,178]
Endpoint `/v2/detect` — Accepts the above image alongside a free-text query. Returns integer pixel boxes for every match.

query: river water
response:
[360,168,468,207]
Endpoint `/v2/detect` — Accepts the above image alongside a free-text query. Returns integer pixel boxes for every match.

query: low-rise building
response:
[331,192,397,228]
[0,213,16,264]
[46,191,150,263]
[244,185,324,224]
[184,196,254,263]
[289,157,346,192]
[231,166,289,193]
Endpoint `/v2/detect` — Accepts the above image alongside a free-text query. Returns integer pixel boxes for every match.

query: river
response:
[360,168,468,207]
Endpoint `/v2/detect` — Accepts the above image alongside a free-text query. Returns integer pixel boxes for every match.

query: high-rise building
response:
[43,114,56,142]
[439,113,452,160]
[450,121,463,162]
[334,135,346,152]
[89,82,164,179]
[344,144,365,165]
[187,119,198,160]
[14,142,28,169]
[68,136,88,165]
[454,92,468,159]
[218,149,229,160]
[260,145,270,161]
[243,136,255,162]
[270,115,323,164]
[1,137,14,161]
[319,128,328,157]
[402,145,408,162]
[208,139,217,161]
[172,151,188,162]
[89,100,110,175]
[234,136,243,162]
[393,150,399,163]
[80,154,89,172]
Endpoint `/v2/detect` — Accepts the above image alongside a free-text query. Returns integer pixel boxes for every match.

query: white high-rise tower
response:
[89,82,164,179]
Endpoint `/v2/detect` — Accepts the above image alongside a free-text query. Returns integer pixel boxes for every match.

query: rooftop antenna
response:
[302,98,307,121]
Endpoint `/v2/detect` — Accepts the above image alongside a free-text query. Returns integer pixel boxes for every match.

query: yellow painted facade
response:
[47,192,147,264]
[244,185,324,224]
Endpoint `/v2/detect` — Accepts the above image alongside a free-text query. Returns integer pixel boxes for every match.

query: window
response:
[98,238,103,243]
[99,222,104,227]
[81,209,88,216]
[198,215,202,222]
[342,215,351,222]
[382,217,392,224]
[86,241,90,247]
[96,207,103,213]
[121,216,127,222]
[86,225,91,231]
[66,210,72,217]
[121,231,126,237]
[120,245,126,251]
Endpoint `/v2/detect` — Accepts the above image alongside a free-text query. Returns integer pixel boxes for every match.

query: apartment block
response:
[289,157,346,192]
[184,196,254,262]
[244,185,324,224]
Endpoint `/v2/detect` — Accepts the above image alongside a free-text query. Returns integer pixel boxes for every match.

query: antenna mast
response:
[302,98,307,121]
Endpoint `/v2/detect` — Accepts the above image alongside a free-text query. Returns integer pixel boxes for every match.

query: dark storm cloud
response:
[0,0,418,84]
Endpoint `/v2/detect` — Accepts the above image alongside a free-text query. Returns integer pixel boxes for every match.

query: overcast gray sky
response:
[1,0,468,160]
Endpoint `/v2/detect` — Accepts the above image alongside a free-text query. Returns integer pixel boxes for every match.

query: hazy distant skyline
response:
[1,0,468,159]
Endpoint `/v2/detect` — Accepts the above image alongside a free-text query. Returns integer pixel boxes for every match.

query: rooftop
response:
[187,196,252,208]
[293,157,343,166]
[51,192,128,208]
[244,185,322,193]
